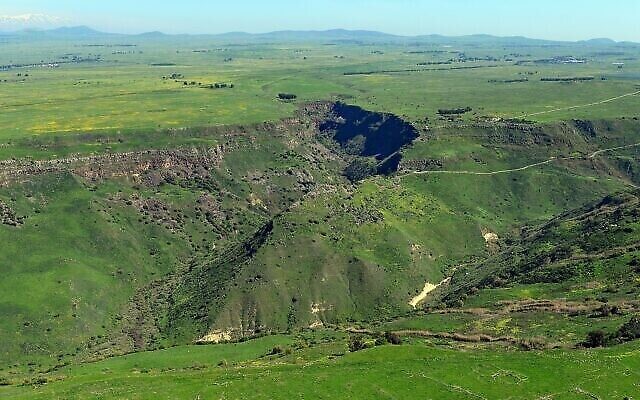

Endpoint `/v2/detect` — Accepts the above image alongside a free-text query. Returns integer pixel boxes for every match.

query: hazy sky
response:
[1,0,639,41]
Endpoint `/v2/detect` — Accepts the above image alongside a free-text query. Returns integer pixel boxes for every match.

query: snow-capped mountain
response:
[0,13,69,31]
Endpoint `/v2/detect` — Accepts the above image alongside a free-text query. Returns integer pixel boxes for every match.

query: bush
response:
[517,338,546,351]
[374,337,386,346]
[591,304,621,318]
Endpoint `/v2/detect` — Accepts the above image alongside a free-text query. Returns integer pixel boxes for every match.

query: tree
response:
[616,316,640,341]
[584,330,607,348]
[384,331,402,345]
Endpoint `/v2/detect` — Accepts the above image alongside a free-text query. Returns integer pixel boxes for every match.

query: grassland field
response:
[0,36,639,146]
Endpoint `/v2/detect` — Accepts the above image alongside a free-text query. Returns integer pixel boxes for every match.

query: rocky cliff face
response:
[0,146,229,187]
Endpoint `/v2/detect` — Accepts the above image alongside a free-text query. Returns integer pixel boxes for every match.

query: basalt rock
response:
[0,200,23,226]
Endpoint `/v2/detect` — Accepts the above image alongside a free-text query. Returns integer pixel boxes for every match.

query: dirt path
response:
[402,158,558,178]
[400,141,640,184]
[518,89,640,119]
[409,277,451,309]
[588,142,640,159]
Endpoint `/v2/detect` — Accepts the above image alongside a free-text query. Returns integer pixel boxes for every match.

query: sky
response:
[1,0,639,42]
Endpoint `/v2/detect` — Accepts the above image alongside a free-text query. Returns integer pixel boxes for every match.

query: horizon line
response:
[1,25,637,44]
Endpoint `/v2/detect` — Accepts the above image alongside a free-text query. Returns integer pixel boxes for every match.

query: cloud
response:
[0,13,70,30]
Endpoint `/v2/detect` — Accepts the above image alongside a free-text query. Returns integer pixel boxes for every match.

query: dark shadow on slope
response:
[319,102,419,177]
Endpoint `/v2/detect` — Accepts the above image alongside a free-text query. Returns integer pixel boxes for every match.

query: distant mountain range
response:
[0,26,637,46]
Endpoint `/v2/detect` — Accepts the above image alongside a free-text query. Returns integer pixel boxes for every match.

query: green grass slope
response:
[0,100,639,395]
[188,116,640,343]
[435,190,640,308]
[2,336,638,400]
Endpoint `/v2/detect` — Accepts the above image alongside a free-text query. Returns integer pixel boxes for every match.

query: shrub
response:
[374,337,386,346]
[591,304,621,318]
[517,338,546,351]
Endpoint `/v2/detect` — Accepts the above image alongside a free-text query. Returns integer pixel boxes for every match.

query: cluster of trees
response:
[349,332,402,352]
[406,50,450,54]
[204,83,234,89]
[541,76,595,82]
[417,61,452,66]
[162,73,184,80]
[437,106,472,116]
[171,79,234,89]
[584,315,640,348]
[277,93,297,101]
[488,78,528,83]
[344,158,377,183]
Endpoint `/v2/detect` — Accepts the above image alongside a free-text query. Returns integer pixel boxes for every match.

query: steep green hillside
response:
[0,113,343,374]
[195,113,639,340]
[1,102,639,395]
[435,190,640,308]
[374,189,640,351]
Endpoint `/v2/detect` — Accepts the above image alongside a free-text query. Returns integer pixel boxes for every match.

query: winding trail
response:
[399,142,640,183]
[402,158,558,177]
[588,142,640,159]
[518,89,640,118]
